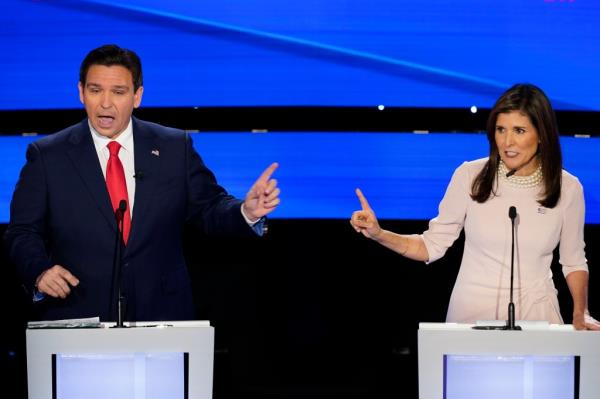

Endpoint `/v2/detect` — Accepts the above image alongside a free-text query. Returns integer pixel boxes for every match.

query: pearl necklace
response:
[498,160,543,188]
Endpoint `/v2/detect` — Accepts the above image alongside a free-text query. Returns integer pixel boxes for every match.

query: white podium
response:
[26,320,214,399]
[418,322,600,399]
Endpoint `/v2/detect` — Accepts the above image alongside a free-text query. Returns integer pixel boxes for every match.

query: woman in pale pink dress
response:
[350,84,599,330]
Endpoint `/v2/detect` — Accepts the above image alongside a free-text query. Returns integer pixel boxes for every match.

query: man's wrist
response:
[241,203,260,225]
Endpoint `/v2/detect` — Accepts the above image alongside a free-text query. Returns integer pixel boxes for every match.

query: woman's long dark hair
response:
[470,84,562,208]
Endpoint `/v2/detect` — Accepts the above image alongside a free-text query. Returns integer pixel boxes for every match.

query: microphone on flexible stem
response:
[111,199,128,328]
[504,206,521,331]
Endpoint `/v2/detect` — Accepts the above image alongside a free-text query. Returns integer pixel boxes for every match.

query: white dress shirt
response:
[89,119,136,217]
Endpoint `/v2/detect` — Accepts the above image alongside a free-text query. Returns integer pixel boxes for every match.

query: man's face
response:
[78,65,143,139]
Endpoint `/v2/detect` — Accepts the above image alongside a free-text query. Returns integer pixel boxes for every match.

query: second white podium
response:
[418,322,600,399]
[26,320,214,399]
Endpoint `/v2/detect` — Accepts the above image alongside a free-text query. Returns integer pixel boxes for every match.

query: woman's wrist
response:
[370,228,384,242]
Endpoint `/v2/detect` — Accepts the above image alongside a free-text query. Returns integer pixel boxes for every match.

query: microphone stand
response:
[472,206,522,331]
[504,206,521,330]
[111,200,128,328]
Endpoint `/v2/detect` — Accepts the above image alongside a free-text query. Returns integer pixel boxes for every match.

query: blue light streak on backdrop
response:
[1,0,599,110]
[2,133,599,224]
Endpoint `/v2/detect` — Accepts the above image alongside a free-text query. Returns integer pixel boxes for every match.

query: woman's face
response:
[494,111,540,176]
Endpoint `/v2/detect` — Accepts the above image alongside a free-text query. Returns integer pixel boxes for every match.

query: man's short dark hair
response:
[79,44,143,91]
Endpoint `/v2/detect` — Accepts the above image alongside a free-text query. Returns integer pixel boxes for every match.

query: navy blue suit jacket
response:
[5,118,255,321]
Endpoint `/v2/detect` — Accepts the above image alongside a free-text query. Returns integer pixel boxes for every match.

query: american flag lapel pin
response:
[151,149,160,157]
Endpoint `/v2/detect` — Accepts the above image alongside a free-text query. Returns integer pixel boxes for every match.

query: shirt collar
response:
[89,118,134,153]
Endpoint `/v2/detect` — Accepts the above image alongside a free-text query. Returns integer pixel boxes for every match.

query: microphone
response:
[505,206,521,330]
[116,199,127,220]
[133,170,144,180]
[111,199,128,328]
[508,205,517,220]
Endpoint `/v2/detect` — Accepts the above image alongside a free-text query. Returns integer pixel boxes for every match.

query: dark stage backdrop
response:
[2,221,599,399]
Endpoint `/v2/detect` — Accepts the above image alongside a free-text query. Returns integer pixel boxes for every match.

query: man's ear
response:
[78,82,85,104]
[134,86,144,109]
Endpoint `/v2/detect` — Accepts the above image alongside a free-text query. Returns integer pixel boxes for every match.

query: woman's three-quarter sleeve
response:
[421,162,471,264]
[559,175,589,277]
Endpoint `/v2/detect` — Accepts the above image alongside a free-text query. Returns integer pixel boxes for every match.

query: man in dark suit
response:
[4,44,280,322]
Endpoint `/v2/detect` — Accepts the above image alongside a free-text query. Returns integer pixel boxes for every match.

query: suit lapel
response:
[127,118,162,248]
[66,120,116,232]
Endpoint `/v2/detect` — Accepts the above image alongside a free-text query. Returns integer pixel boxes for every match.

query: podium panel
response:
[418,323,600,399]
[26,321,214,399]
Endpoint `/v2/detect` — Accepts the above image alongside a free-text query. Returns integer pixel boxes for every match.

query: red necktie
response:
[106,141,131,244]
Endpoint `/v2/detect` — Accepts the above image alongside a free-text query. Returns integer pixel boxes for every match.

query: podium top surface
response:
[419,321,574,332]
[27,319,211,330]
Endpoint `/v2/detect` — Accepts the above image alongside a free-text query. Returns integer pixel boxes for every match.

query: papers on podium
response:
[27,318,212,329]
[27,317,102,329]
